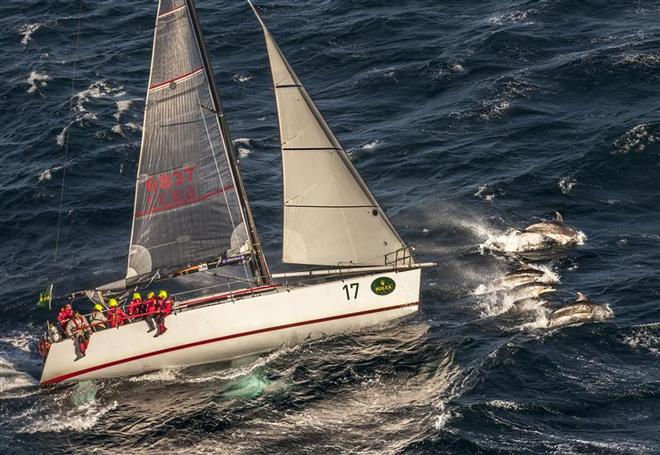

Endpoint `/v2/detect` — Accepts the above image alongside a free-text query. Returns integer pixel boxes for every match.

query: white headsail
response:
[249,2,411,267]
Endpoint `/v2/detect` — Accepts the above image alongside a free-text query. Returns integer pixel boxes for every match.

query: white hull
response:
[41,268,421,384]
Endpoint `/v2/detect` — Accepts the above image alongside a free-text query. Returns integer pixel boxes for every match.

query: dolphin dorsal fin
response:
[576,292,589,301]
[554,211,564,223]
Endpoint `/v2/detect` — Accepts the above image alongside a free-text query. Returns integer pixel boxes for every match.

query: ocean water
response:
[1,0,660,453]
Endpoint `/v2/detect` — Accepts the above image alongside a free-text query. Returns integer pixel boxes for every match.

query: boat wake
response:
[0,329,41,396]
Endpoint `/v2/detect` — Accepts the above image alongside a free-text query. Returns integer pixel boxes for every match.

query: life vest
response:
[68,315,88,335]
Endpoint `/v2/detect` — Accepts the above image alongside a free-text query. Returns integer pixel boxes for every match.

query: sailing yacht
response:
[40,0,434,385]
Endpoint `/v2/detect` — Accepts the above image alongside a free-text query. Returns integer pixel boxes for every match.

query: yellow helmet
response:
[108,298,118,307]
[158,290,168,299]
[132,292,142,300]
[94,304,103,311]
[147,291,155,299]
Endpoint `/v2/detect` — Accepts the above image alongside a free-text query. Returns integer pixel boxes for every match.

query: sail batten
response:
[127,0,268,283]
[250,2,410,267]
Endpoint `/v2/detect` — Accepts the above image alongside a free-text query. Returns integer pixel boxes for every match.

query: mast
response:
[186,0,270,284]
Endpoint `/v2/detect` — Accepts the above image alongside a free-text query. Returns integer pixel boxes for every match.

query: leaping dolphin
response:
[523,212,585,246]
[509,282,556,301]
[547,292,614,328]
[491,267,559,290]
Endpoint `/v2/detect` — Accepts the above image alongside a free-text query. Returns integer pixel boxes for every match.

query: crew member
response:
[66,311,90,360]
[154,290,173,337]
[56,303,73,336]
[106,298,127,328]
[89,304,108,331]
[127,292,143,319]
[143,291,157,333]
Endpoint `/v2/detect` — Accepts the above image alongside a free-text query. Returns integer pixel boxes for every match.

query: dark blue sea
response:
[2,0,660,453]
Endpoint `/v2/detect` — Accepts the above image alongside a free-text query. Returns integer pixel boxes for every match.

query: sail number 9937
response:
[342,283,359,300]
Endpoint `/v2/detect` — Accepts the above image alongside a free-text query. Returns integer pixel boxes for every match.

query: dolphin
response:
[492,267,559,290]
[509,282,556,301]
[510,297,551,312]
[523,212,585,246]
[547,293,614,328]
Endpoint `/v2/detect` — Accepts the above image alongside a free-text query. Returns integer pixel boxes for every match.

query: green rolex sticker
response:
[371,277,396,296]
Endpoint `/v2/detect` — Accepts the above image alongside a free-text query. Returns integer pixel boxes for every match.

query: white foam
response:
[111,124,125,136]
[232,73,254,83]
[56,126,68,146]
[480,229,552,253]
[623,326,660,355]
[128,369,179,382]
[37,165,63,182]
[19,23,42,45]
[26,71,51,94]
[488,10,534,25]
[233,138,252,159]
[74,80,125,119]
[612,123,658,155]
[113,99,133,120]
[124,122,142,132]
[233,137,250,145]
[20,400,118,434]
[559,177,576,194]
[474,184,500,201]
[361,139,383,151]
[487,399,522,410]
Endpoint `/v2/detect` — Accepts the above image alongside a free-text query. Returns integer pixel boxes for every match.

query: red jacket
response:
[144,298,157,315]
[57,307,73,329]
[158,297,173,316]
[107,307,127,328]
[127,298,142,316]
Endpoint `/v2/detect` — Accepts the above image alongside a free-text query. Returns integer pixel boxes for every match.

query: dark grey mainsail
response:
[127,0,269,284]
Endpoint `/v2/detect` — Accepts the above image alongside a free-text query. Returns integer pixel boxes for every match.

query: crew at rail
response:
[43,290,174,360]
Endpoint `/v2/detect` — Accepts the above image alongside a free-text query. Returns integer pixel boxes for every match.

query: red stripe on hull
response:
[42,301,419,385]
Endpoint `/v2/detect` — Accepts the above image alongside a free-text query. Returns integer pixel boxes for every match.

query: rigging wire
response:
[52,0,84,268]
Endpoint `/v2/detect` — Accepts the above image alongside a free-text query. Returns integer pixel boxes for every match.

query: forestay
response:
[250,3,410,267]
[128,0,256,281]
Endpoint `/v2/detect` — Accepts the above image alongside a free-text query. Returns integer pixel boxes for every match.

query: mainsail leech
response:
[127,0,270,284]
[249,2,411,267]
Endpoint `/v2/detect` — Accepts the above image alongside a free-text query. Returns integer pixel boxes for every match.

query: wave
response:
[558,176,576,195]
[113,99,133,120]
[622,324,660,355]
[487,9,535,26]
[233,137,252,158]
[18,23,42,45]
[37,165,63,182]
[612,123,659,155]
[232,73,254,83]
[26,71,51,95]
[0,330,41,396]
[19,388,118,434]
